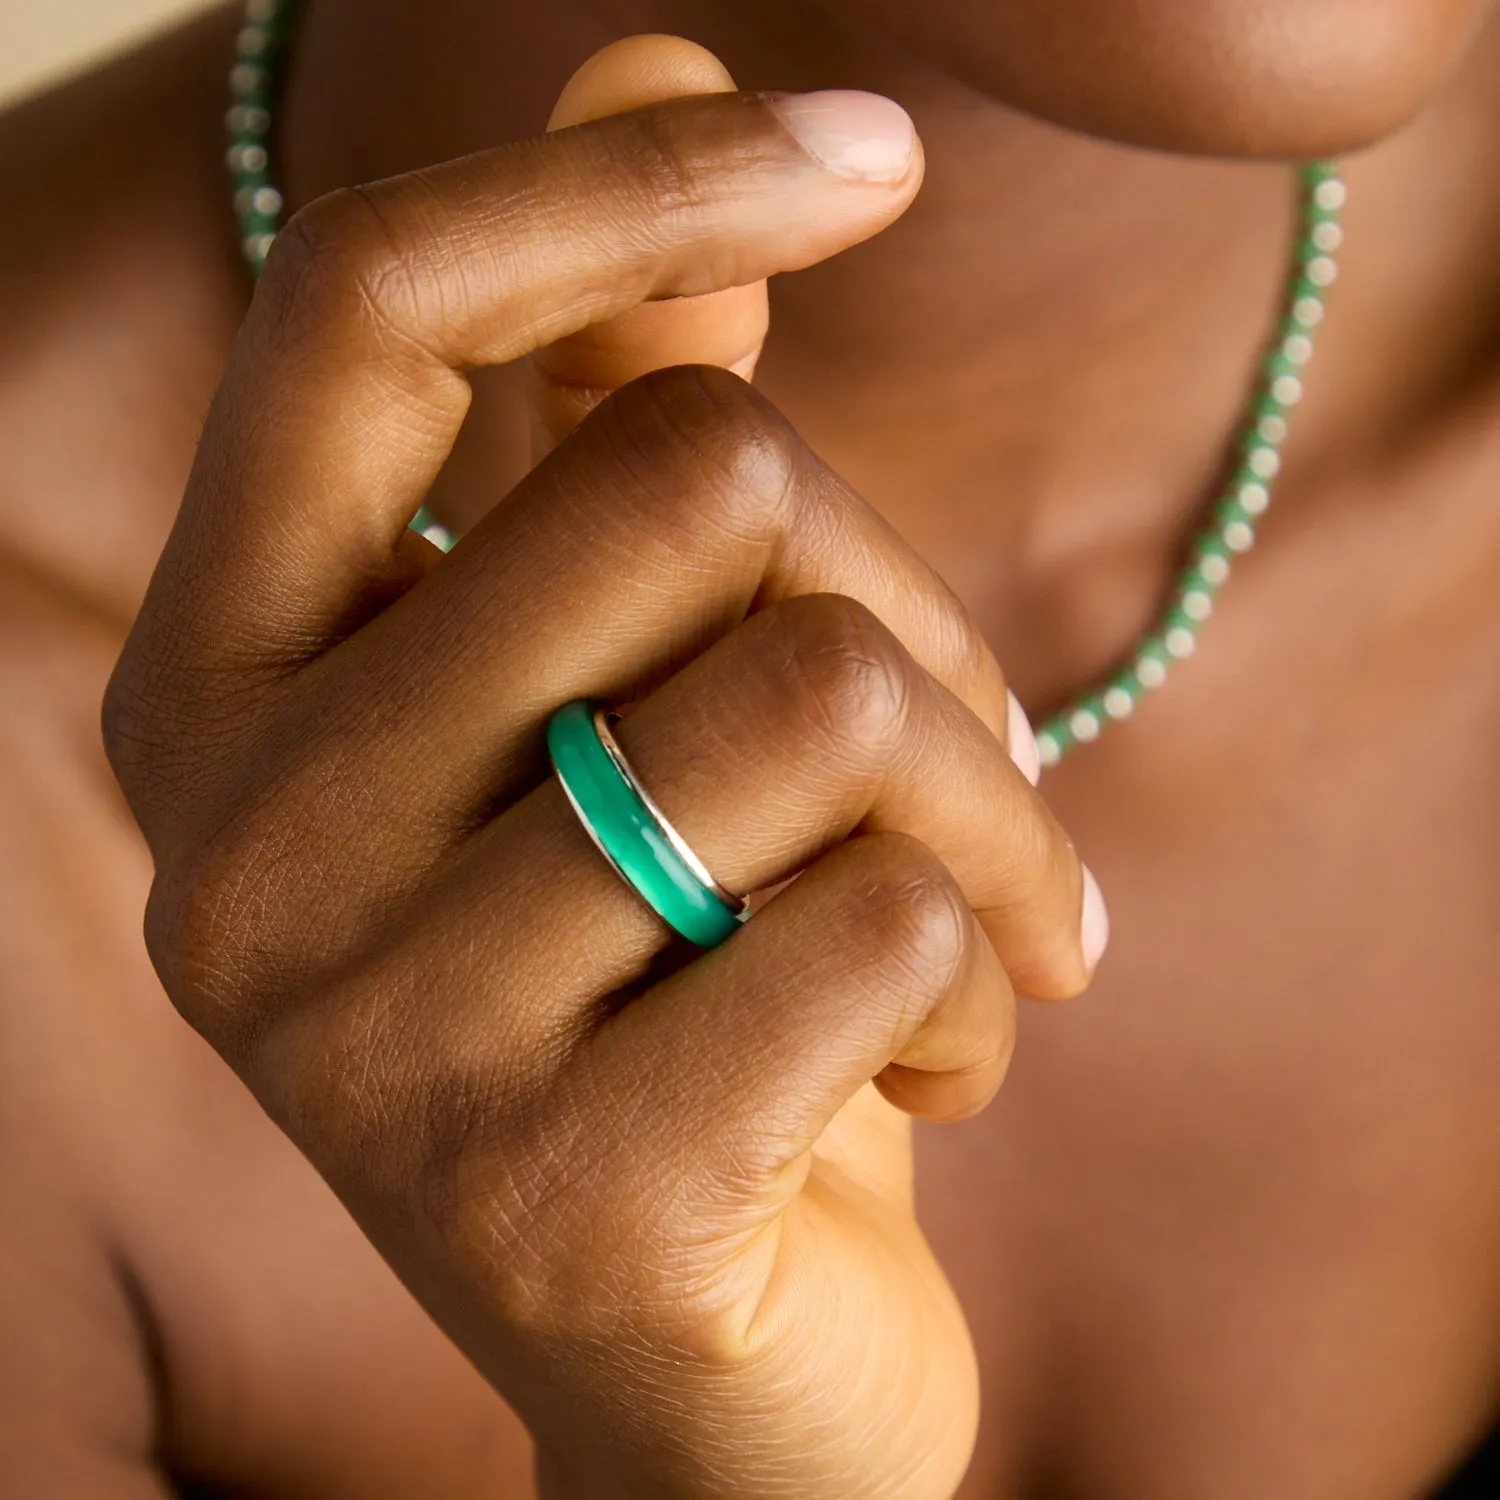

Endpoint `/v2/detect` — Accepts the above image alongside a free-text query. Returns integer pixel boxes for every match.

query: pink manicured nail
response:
[1006,690,1042,787]
[768,91,917,183]
[1080,865,1110,973]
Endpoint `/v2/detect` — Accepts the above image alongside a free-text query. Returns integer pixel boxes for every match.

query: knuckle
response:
[841,832,970,1007]
[139,811,293,1060]
[597,364,800,542]
[100,648,158,801]
[771,593,915,766]
[609,106,725,224]
[101,638,248,841]
[257,187,366,316]
[256,184,439,362]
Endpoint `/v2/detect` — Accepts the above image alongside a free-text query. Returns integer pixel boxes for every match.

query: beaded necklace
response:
[224,0,1346,768]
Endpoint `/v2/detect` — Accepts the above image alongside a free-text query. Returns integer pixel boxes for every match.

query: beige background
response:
[0,0,213,106]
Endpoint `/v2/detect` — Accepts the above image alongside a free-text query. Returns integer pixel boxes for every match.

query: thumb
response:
[528,34,772,459]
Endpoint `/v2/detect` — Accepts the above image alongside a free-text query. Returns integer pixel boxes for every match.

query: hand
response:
[104,62,1102,1500]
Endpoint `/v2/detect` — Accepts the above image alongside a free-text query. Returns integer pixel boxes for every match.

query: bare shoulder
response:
[0,7,246,622]
[0,559,171,1495]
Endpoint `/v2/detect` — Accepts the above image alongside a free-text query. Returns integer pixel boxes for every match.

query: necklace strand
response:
[224,0,1345,767]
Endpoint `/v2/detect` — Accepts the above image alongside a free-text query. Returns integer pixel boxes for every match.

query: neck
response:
[281,0,1500,702]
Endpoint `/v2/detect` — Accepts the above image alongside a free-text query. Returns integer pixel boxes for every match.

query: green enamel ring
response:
[546,700,747,949]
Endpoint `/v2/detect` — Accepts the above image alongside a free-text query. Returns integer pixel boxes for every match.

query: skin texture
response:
[2,2,1500,1499]
[787,0,1496,154]
[106,82,1084,1499]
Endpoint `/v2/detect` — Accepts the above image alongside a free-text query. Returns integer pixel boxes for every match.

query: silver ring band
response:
[591,708,747,917]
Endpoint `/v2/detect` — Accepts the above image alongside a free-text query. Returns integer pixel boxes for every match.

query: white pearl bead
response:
[1070,710,1101,743]
[1256,414,1288,446]
[246,0,277,21]
[243,231,277,262]
[1272,374,1304,407]
[1282,333,1314,366]
[237,26,267,56]
[1165,628,1196,660]
[1037,733,1062,769]
[230,63,265,95]
[1247,446,1280,480]
[1307,255,1339,288]
[251,185,283,215]
[1223,521,1255,553]
[1199,553,1230,585]
[1311,222,1343,253]
[1292,295,1325,328]
[228,143,269,173]
[1237,481,1270,515]
[1313,179,1347,212]
[1103,687,1135,720]
[1136,656,1168,688]
[1182,590,1213,622]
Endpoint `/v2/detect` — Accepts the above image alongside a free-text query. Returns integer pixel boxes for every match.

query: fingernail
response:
[1080,865,1110,974]
[1006,690,1042,787]
[768,90,917,183]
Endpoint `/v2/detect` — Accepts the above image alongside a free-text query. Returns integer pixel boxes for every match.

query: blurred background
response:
[0,0,210,107]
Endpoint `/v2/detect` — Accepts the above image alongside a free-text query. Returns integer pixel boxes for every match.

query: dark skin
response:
[3,0,1500,1496]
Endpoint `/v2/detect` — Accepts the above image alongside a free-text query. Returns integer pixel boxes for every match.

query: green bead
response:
[1240,420,1285,456]
[408,505,456,552]
[1179,564,1222,599]
[1037,719,1076,759]
[1135,639,1172,680]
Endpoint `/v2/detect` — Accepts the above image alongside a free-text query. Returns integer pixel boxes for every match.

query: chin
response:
[852,0,1497,157]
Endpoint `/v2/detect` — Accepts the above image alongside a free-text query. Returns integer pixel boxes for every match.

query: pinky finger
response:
[874,913,1014,1125]
[579,832,1015,1205]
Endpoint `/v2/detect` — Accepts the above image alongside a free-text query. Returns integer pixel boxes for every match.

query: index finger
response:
[129,87,922,712]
